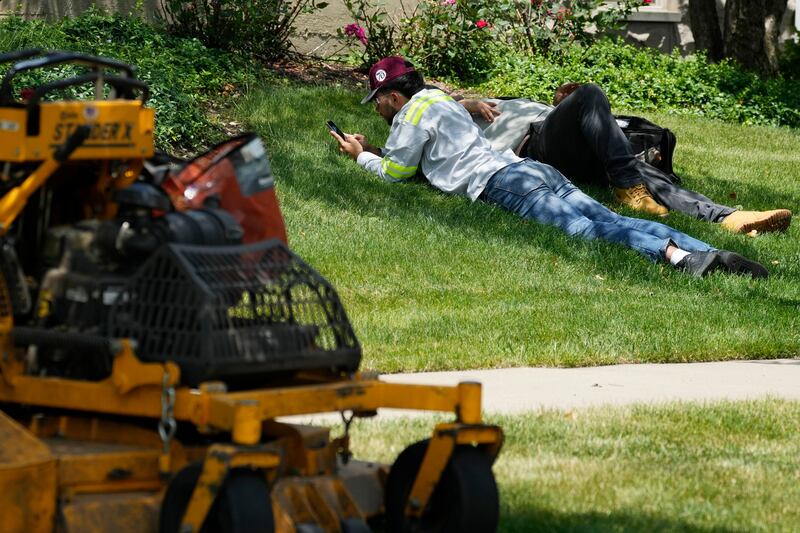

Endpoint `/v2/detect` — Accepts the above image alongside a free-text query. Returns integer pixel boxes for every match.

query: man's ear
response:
[389,90,407,109]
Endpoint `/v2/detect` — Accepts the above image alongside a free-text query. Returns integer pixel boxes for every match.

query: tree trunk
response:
[763,0,789,74]
[724,0,788,75]
[688,0,724,62]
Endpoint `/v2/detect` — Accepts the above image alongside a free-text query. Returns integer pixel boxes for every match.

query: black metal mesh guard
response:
[107,240,361,385]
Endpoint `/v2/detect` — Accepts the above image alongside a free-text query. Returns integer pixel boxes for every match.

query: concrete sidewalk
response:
[282,359,800,424]
[381,358,800,414]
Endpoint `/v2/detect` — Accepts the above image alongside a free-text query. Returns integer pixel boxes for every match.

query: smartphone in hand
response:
[326,120,345,138]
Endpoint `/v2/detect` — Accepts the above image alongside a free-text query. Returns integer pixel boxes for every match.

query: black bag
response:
[614,115,681,184]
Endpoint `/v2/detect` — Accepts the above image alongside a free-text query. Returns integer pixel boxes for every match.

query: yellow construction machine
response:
[0,50,503,532]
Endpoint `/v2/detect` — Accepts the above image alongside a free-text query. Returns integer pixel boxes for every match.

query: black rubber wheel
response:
[159,462,274,533]
[384,439,499,533]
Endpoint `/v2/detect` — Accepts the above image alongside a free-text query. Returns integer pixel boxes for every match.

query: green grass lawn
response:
[346,400,800,532]
[235,84,800,372]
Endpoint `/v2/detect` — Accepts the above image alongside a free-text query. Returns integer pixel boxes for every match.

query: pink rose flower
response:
[344,23,368,45]
[475,19,488,29]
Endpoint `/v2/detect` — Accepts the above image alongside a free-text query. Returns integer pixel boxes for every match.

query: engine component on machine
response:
[32,190,246,378]
[94,182,244,264]
[163,133,288,245]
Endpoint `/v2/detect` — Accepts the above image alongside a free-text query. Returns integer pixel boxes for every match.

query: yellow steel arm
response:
[0,370,484,431]
[0,157,61,235]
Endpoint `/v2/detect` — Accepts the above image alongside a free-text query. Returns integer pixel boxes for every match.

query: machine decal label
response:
[52,122,135,144]
[0,120,19,132]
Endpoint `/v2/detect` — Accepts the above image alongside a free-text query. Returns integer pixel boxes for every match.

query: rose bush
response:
[338,0,653,81]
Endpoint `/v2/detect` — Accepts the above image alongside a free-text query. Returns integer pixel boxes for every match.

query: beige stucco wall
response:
[293,0,417,55]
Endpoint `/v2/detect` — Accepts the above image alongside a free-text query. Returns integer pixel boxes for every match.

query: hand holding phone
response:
[326,120,345,138]
[327,121,367,161]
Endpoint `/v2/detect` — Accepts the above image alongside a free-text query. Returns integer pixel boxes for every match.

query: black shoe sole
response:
[717,251,769,279]
[680,252,722,278]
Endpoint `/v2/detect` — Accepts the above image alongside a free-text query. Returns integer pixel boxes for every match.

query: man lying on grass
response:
[329,56,768,278]
[456,85,792,233]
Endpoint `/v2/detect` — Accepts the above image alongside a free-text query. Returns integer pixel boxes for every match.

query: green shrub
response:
[0,10,262,151]
[160,0,327,61]
[476,38,800,128]
[780,37,800,80]
[398,0,499,81]
[484,0,646,57]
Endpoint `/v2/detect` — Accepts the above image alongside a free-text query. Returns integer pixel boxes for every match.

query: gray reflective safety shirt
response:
[357,88,521,201]
[474,98,553,153]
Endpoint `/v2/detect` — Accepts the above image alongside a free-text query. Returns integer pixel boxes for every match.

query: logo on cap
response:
[375,70,387,82]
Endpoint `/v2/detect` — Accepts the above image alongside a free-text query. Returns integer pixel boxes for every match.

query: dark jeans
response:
[529,84,735,223]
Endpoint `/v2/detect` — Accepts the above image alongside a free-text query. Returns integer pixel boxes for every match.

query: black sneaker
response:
[717,251,769,279]
[676,251,721,277]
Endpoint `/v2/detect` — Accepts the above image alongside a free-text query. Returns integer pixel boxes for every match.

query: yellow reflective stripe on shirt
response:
[382,158,417,179]
[408,94,453,125]
[404,90,447,124]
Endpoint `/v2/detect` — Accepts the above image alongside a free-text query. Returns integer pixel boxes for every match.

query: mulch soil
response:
[263,57,463,95]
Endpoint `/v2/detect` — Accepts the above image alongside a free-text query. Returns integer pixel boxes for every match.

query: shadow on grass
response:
[500,507,742,533]
[677,171,799,215]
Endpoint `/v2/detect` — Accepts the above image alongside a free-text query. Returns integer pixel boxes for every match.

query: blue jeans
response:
[480,160,714,262]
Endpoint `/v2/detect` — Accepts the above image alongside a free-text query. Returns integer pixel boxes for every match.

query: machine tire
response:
[159,462,274,533]
[384,439,499,533]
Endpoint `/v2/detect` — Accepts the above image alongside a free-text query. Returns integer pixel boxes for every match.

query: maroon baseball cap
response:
[361,56,417,104]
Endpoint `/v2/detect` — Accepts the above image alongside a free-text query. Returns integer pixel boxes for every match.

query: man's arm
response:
[354,134,381,156]
[435,85,500,122]
[459,98,501,123]
[330,123,428,182]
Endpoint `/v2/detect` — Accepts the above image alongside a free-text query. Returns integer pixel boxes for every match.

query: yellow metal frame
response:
[0,341,503,529]
[0,349,491,436]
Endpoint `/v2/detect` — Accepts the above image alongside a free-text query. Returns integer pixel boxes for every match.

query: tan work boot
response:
[613,184,668,217]
[720,209,792,235]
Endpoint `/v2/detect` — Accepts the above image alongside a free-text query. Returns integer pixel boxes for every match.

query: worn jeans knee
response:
[564,217,598,240]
